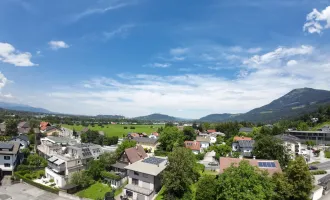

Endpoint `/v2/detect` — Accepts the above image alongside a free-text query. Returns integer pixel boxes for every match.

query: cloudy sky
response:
[1,0,330,118]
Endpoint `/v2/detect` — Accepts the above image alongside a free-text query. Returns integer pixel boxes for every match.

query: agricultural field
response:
[62,124,163,138]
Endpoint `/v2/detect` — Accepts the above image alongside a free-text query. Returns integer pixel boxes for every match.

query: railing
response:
[47,163,65,173]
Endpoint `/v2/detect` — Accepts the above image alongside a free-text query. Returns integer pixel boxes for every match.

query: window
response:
[134,171,139,176]
[132,178,139,185]
[4,163,11,167]
[4,156,10,160]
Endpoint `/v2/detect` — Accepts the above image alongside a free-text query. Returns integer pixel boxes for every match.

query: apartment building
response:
[275,134,302,158]
[123,157,167,200]
[37,136,78,158]
[0,142,21,175]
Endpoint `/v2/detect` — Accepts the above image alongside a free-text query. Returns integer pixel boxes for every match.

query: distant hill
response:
[199,113,239,122]
[0,102,53,114]
[199,88,330,123]
[96,115,125,119]
[133,113,177,121]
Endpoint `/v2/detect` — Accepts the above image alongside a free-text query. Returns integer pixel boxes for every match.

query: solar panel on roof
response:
[258,162,276,168]
[271,162,276,167]
[0,143,14,149]
[142,157,165,165]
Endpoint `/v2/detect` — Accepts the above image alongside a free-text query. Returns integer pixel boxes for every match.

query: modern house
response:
[219,157,282,175]
[232,136,255,157]
[275,134,302,157]
[286,129,330,145]
[0,142,21,175]
[10,135,30,149]
[196,136,210,150]
[209,135,217,144]
[17,121,30,134]
[132,137,158,153]
[123,157,167,200]
[40,121,51,133]
[37,136,78,158]
[184,141,201,154]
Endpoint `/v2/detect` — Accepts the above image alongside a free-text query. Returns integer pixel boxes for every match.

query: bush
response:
[325,151,330,158]
[130,126,135,129]
[310,170,327,175]
[154,150,169,157]
[49,179,54,183]
[123,126,128,129]
[195,153,205,161]
[14,173,59,194]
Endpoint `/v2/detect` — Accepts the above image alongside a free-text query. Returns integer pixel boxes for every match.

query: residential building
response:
[40,121,51,133]
[10,135,30,149]
[43,126,60,136]
[232,137,255,158]
[132,137,158,153]
[37,136,78,158]
[123,157,167,200]
[127,133,140,139]
[0,142,21,175]
[209,136,217,144]
[196,136,210,150]
[17,121,31,135]
[239,127,253,133]
[207,129,216,134]
[219,157,282,175]
[286,129,330,145]
[184,141,201,154]
[148,132,159,139]
[275,134,302,157]
[233,136,252,141]
[0,123,6,135]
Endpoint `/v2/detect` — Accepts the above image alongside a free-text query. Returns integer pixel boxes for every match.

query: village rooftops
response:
[237,140,255,148]
[125,156,167,176]
[233,136,252,141]
[219,157,282,175]
[184,141,201,151]
[207,129,216,133]
[43,136,77,145]
[125,145,148,163]
[274,134,301,144]
[196,136,211,143]
[0,142,20,155]
[133,137,158,145]
[18,121,30,128]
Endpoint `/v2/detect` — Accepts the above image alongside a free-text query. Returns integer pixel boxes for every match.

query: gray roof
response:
[125,184,153,196]
[196,136,210,143]
[133,137,158,145]
[18,128,30,134]
[33,128,40,134]
[0,123,6,132]
[237,140,255,148]
[47,136,76,144]
[274,134,300,144]
[0,142,20,155]
[239,127,253,133]
[11,135,29,142]
[111,162,128,169]
[287,130,330,134]
[125,156,167,176]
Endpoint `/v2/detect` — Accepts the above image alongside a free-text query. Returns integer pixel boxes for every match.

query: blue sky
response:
[1,0,330,118]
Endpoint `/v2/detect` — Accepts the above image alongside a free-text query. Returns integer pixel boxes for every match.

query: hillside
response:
[200,88,330,123]
[0,102,53,114]
[133,113,177,121]
[199,113,239,122]
[95,115,125,119]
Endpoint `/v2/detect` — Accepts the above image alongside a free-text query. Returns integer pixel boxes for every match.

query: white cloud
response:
[173,56,185,61]
[243,45,313,67]
[170,47,189,55]
[36,51,41,55]
[247,47,262,54]
[103,24,135,40]
[0,42,37,67]
[303,6,330,34]
[287,60,298,66]
[0,72,7,88]
[230,46,243,52]
[48,41,70,50]
[145,63,171,68]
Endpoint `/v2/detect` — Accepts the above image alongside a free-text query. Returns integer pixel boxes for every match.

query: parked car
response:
[208,162,218,166]
[309,166,318,170]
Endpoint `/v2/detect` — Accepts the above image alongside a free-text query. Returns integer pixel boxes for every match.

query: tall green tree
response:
[253,135,290,168]
[162,147,198,199]
[158,127,184,152]
[5,119,18,136]
[99,152,117,171]
[209,144,231,159]
[27,154,47,167]
[70,170,93,188]
[286,156,314,200]
[297,122,309,131]
[183,126,196,141]
[115,140,136,159]
[195,175,217,200]
[217,160,274,200]
[87,160,104,180]
[271,173,293,200]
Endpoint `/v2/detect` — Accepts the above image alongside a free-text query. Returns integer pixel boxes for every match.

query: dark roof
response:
[239,127,253,133]
[111,162,128,169]
[133,137,158,145]
[0,142,20,155]
[18,121,30,128]
[125,145,148,164]
[11,135,29,142]
[18,128,30,134]
[319,174,330,186]
[274,134,300,144]
[237,140,255,148]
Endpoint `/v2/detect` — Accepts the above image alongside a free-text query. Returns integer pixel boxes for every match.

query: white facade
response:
[284,141,301,157]
[200,141,209,149]
[0,154,17,172]
[45,167,67,187]
[209,136,217,144]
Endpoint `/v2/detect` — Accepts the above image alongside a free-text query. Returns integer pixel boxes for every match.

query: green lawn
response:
[76,182,111,199]
[62,124,163,138]
[312,121,330,131]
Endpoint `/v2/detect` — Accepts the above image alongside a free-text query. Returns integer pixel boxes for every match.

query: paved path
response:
[315,161,330,170]
[0,182,71,200]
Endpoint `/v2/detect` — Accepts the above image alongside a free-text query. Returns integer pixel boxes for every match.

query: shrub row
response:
[310,170,327,175]
[14,172,59,194]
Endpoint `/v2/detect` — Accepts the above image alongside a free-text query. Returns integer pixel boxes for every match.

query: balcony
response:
[47,162,65,174]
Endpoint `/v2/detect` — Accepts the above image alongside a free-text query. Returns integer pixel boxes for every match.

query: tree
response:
[70,170,93,188]
[27,154,47,167]
[202,122,210,131]
[253,135,290,168]
[209,144,231,159]
[162,147,198,199]
[115,140,136,159]
[297,122,309,131]
[87,160,105,180]
[99,152,117,171]
[195,175,217,200]
[306,140,316,147]
[158,127,184,152]
[286,156,313,200]
[5,119,18,136]
[271,173,293,200]
[21,148,30,158]
[183,126,196,141]
[217,160,274,200]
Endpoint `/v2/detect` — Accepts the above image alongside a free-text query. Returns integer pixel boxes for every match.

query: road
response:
[315,161,330,170]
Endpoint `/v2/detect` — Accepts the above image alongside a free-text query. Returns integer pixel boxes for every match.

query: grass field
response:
[62,124,163,138]
[312,121,330,131]
[76,182,111,199]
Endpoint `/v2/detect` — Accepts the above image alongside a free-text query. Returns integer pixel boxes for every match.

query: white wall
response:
[311,187,323,200]
[45,167,67,187]
[0,154,16,171]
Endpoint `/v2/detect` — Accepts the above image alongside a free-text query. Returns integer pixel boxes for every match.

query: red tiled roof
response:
[233,136,252,141]
[184,141,201,151]
[125,145,148,164]
[152,132,159,137]
[219,157,282,175]
[130,133,140,138]
[40,121,50,131]
[207,129,216,133]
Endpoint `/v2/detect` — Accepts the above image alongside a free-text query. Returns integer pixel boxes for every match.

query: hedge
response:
[14,172,59,194]
[101,171,121,180]
[310,170,327,175]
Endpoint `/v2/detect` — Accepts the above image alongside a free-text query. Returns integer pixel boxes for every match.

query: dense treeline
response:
[80,130,118,146]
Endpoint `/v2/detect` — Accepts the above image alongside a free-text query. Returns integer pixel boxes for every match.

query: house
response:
[286,129,330,145]
[0,123,6,135]
[196,136,210,150]
[148,132,159,139]
[275,134,302,157]
[219,157,282,175]
[10,135,30,149]
[210,132,226,137]
[0,142,21,175]
[232,136,255,158]
[127,133,140,139]
[37,136,77,158]
[17,121,31,134]
[184,141,201,154]
[207,129,216,134]
[40,121,51,133]
[239,127,253,133]
[43,126,60,136]
[123,157,167,200]
[132,137,158,153]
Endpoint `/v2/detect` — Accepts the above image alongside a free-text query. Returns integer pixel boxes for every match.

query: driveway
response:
[199,151,219,171]
[0,183,71,200]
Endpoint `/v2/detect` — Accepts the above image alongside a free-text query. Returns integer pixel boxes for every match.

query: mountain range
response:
[1,88,330,122]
